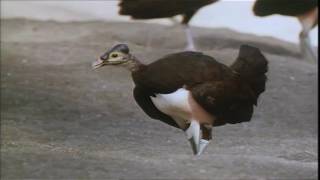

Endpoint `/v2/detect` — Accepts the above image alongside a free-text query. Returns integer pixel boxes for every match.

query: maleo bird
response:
[253,0,318,63]
[92,44,268,155]
[118,0,218,50]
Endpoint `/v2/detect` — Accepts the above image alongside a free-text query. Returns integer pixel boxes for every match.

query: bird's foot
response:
[184,44,196,51]
[196,139,210,156]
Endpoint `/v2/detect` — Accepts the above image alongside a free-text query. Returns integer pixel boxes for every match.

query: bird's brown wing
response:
[119,0,217,19]
[132,51,233,94]
[191,80,255,126]
[253,0,318,17]
[133,86,180,129]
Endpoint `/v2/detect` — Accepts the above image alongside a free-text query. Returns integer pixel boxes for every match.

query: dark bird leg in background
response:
[182,11,197,51]
[298,7,318,63]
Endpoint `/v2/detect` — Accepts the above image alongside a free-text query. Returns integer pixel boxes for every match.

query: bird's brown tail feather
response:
[230,45,268,105]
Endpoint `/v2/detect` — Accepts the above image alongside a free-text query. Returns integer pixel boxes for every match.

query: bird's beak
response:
[92,58,105,69]
[185,120,201,155]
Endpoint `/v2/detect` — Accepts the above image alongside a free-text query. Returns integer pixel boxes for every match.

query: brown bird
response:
[253,0,318,62]
[118,0,219,51]
[92,44,268,155]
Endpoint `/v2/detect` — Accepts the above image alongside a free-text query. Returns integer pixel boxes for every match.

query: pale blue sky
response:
[1,0,318,46]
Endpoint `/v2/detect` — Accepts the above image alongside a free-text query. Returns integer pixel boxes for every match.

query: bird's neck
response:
[125,55,146,72]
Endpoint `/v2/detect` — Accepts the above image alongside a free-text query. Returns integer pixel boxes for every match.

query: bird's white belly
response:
[151,88,192,127]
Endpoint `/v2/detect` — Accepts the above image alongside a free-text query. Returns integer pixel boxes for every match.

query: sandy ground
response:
[1,18,318,179]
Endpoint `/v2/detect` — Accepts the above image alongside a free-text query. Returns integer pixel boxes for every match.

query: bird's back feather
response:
[253,0,318,17]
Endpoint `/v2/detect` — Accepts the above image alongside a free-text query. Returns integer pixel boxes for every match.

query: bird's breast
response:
[150,87,214,128]
[151,88,192,121]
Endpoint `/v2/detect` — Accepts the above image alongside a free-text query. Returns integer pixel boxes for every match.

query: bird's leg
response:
[170,16,181,26]
[298,8,318,63]
[181,11,197,51]
[197,124,212,156]
[299,26,317,63]
[183,24,196,51]
[184,120,201,155]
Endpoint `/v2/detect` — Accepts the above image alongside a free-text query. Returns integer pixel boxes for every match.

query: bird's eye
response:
[111,53,118,58]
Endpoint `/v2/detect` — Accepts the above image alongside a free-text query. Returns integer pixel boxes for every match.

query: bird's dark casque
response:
[92,44,268,155]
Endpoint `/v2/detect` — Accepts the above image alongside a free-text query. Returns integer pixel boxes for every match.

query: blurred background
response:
[2,0,318,46]
[1,0,318,179]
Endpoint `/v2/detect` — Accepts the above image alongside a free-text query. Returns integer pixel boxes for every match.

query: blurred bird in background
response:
[253,0,318,63]
[118,0,219,51]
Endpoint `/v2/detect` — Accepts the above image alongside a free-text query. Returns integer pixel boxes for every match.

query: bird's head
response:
[92,44,131,69]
